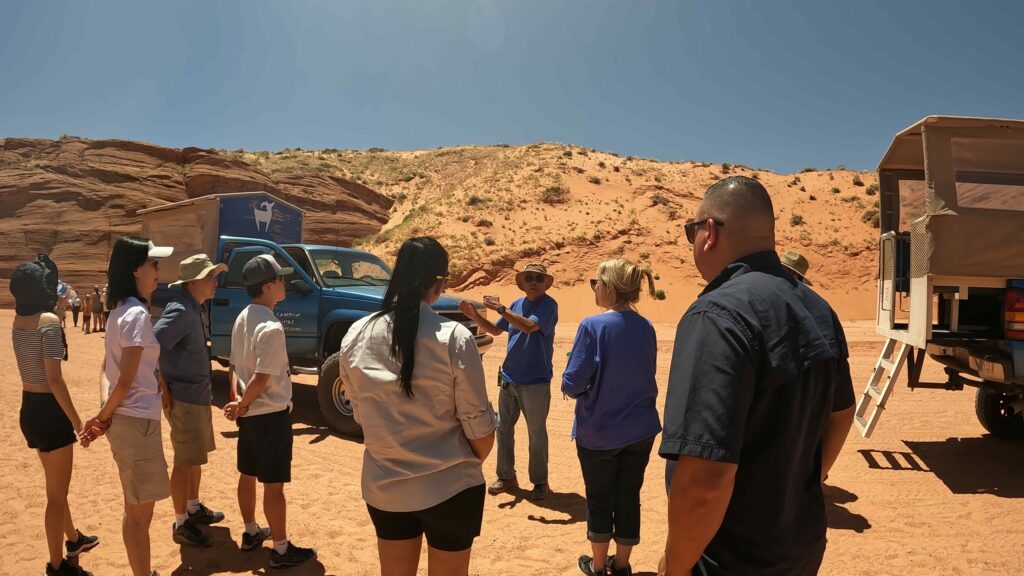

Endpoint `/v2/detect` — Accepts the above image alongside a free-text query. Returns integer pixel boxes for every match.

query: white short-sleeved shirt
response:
[230,304,292,417]
[339,302,497,512]
[104,297,163,420]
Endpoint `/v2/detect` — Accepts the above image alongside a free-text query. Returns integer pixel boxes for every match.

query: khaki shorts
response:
[168,401,216,467]
[107,414,170,505]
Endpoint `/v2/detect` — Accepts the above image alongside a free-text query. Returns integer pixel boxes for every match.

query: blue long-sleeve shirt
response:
[562,310,661,450]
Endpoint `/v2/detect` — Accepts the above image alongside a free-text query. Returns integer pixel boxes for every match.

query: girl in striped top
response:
[11,258,99,576]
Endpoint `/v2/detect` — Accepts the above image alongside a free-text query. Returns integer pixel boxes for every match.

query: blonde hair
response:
[596,258,655,309]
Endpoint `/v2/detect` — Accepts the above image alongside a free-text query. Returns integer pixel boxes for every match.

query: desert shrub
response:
[578,149,589,156]
[799,186,807,192]
[801,167,815,173]
[653,273,660,280]
[395,191,407,203]
[467,194,484,206]
[852,174,864,186]
[865,183,878,196]
[841,195,860,203]
[613,165,621,172]
[830,187,841,194]
[829,172,835,181]
[483,235,496,246]
[588,175,602,185]
[751,172,761,181]
[790,214,805,227]
[861,207,880,228]
[367,147,386,153]
[650,193,670,206]
[639,251,651,260]
[475,218,493,227]
[809,194,817,201]
[667,209,679,220]
[540,185,570,204]
[598,161,606,169]
[721,162,732,174]
[563,150,573,158]
[654,289,667,300]
[460,214,471,222]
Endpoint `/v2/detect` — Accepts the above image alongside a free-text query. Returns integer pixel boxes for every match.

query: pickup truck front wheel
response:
[317,352,363,438]
[975,387,1024,439]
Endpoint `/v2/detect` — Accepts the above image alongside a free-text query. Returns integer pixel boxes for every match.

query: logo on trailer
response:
[254,201,275,232]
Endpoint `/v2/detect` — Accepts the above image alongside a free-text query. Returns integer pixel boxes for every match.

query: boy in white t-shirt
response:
[224,254,316,568]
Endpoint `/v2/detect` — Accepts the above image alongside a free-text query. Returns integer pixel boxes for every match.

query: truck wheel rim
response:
[332,376,354,416]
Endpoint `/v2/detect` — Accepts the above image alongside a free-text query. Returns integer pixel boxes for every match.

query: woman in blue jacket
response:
[563,258,660,576]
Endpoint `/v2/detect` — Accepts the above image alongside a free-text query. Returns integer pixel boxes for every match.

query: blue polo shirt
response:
[153,288,213,405]
[496,294,558,385]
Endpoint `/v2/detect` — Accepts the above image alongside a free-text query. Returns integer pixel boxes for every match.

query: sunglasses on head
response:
[683,218,725,244]
[435,274,450,283]
[522,273,546,284]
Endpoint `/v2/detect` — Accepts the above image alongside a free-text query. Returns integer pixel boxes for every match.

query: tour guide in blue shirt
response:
[661,176,855,576]
[153,253,228,548]
[460,263,558,501]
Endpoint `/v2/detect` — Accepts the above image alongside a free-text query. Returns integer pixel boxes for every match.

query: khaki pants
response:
[107,414,170,505]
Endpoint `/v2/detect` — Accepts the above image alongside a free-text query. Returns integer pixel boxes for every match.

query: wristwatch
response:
[496,305,507,315]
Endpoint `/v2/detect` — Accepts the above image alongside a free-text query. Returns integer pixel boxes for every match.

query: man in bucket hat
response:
[780,250,813,286]
[460,263,559,501]
[153,253,228,547]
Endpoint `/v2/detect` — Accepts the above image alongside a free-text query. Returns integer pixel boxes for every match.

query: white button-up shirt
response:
[339,302,497,512]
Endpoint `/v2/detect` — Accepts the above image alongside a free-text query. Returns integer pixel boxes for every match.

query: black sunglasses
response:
[684,218,725,244]
[522,273,546,283]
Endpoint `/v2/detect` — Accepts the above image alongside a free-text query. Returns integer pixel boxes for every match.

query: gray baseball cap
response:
[242,254,293,287]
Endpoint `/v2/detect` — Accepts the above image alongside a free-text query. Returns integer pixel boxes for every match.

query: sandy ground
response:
[2,309,1022,576]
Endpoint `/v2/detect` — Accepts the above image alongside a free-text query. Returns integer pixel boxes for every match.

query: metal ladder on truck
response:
[854,338,910,438]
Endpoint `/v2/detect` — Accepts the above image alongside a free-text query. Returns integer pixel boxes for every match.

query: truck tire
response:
[317,352,363,438]
[974,387,1024,439]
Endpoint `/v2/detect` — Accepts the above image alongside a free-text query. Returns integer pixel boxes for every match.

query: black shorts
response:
[237,409,292,483]
[20,391,76,452]
[367,484,485,552]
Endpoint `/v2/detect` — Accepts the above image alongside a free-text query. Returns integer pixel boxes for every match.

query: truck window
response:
[223,251,262,289]
[283,246,320,286]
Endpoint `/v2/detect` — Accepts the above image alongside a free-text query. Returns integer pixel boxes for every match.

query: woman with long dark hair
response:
[339,237,497,576]
[79,236,173,576]
[12,256,99,576]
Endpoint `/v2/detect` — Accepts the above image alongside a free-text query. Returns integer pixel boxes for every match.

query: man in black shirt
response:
[661,176,855,576]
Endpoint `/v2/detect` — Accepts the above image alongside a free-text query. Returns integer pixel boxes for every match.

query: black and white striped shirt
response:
[12,323,65,387]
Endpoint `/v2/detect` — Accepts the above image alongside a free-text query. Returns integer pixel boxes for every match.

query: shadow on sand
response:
[902,436,1024,498]
[496,487,588,526]
[823,483,871,533]
[170,525,329,575]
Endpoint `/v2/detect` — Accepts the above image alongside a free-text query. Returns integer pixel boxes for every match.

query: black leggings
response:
[577,436,655,546]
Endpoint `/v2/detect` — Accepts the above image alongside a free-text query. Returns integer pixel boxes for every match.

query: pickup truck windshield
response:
[310,248,393,287]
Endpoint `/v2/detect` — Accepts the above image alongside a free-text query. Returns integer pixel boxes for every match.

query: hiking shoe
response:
[46,560,93,576]
[529,483,550,501]
[270,542,317,568]
[487,477,519,495]
[172,520,212,547]
[577,555,607,575]
[65,530,99,557]
[188,502,225,525]
[607,555,633,576]
[240,526,272,551]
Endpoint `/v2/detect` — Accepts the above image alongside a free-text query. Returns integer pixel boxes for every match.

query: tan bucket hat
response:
[170,253,228,287]
[515,263,554,291]
[780,250,813,286]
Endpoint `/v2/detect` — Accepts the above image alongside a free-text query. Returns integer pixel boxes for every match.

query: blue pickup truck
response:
[140,192,493,436]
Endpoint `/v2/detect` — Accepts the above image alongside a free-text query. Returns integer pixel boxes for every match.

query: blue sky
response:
[2,0,1022,172]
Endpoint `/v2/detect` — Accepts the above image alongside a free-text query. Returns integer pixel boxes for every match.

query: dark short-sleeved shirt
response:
[659,251,855,575]
[562,310,661,450]
[153,289,213,405]
[496,294,558,385]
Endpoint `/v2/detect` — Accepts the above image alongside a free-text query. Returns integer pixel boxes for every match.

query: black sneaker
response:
[172,520,212,547]
[529,483,550,501]
[46,560,93,576]
[577,555,607,575]
[65,530,99,557]
[270,542,317,568]
[188,502,225,525]
[607,555,632,576]
[240,526,272,551]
